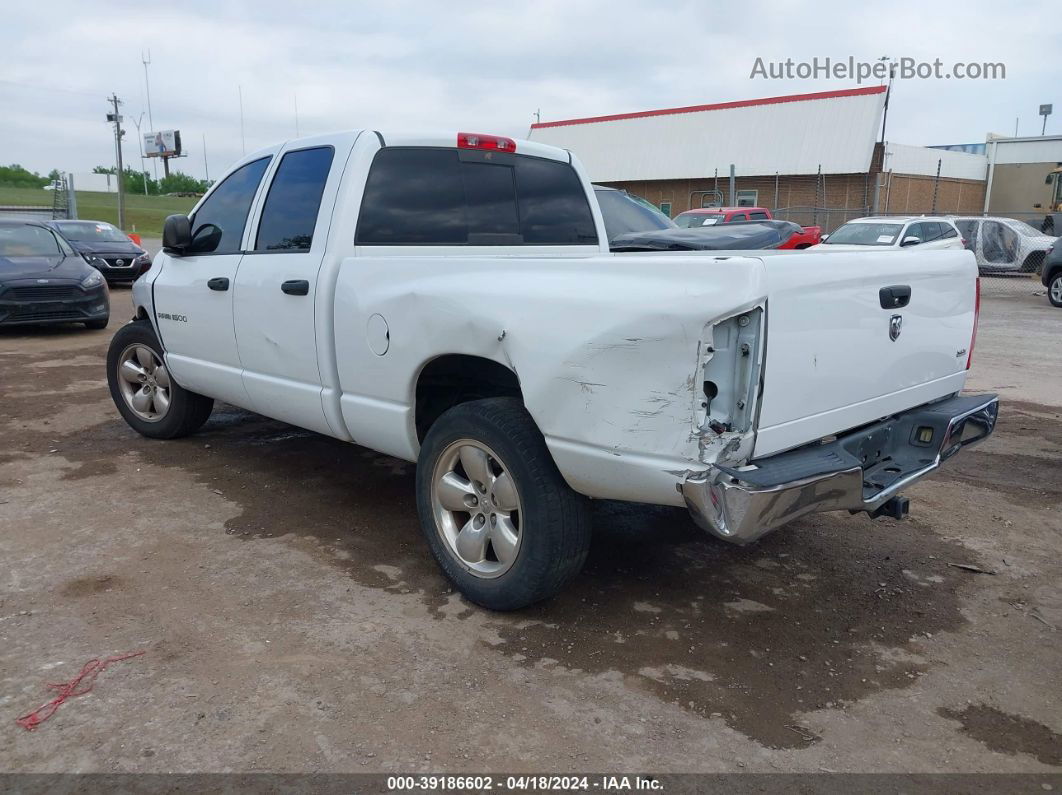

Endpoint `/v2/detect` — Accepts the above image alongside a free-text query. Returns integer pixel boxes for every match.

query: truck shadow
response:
[100,405,982,750]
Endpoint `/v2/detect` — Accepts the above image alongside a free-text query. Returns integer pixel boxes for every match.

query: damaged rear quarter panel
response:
[332,251,768,505]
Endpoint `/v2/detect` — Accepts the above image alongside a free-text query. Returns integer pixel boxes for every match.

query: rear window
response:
[674,214,722,228]
[356,148,598,246]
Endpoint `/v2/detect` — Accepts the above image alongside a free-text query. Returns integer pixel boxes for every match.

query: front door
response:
[153,155,273,407]
[232,144,340,435]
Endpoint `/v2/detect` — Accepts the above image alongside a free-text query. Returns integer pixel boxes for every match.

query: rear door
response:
[232,140,347,435]
[754,249,977,457]
[153,155,272,407]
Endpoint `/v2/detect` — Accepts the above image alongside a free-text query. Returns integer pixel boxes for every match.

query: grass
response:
[0,186,196,238]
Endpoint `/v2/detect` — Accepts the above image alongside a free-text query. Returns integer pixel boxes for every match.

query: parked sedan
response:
[811,216,965,251]
[950,216,1057,274]
[0,220,110,329]
[44,220,151,284]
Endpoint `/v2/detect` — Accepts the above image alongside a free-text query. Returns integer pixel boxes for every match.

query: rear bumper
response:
[682,393,999,544]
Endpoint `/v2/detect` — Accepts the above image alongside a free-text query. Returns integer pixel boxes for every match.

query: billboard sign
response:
[144,130,181,158]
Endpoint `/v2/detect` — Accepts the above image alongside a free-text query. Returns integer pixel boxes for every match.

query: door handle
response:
[207,277,229,291]
[281,279,310,296]
[879,285,911,309]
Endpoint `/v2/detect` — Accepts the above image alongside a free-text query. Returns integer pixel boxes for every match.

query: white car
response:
[812,216,965,251]
[107,129,997,610]
[950,216,1057,274]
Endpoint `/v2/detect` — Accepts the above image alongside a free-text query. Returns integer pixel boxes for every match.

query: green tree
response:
[0,164,48,188]
[158,171,208,195]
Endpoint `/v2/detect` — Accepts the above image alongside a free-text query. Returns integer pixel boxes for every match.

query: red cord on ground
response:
[15,651,145,731]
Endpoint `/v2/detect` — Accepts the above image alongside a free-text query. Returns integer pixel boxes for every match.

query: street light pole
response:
[142,50,157,181]
[131,112,149,195]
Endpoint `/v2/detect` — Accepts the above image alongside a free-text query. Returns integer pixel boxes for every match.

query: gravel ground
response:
[0,286,1060,775]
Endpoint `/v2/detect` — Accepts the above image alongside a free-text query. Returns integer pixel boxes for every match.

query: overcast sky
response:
[2,0,1058,181]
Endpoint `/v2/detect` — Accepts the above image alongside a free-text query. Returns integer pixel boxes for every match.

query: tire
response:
[415,397,592,611]
[106,320,214,439]
[1049,272,1062,308]
[84,316,109,330]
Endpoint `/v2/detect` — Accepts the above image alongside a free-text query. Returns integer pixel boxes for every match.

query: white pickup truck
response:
[107,130,998,610]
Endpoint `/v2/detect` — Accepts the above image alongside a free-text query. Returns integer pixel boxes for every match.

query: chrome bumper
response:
[682,394,999,544]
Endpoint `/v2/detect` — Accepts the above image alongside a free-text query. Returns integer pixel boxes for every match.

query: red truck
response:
[673,207,822,248]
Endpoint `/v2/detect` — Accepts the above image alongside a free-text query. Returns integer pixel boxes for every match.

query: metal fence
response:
[0,174,75,222]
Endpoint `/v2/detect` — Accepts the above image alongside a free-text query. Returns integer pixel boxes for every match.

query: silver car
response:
[951,216,1058,274]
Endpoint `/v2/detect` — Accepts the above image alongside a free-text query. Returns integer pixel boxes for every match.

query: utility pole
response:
[142,50,157,180]
[202,133,210,182]
[878,56,895,145]
[107,94,127,229]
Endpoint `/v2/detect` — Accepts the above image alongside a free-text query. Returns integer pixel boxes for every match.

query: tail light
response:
[966,277,980,370]
[457,132,516,153]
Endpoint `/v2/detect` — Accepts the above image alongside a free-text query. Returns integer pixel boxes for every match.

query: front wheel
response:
[1049,272,1062,308]
[415,397,592,611]
[106,321,214,439]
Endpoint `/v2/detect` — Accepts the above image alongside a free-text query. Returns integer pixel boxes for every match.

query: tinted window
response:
[357,148,598,246]
[904,222,927,243]
[726,213,748,223]
[358,149,465,244]
[514,156,598,244]
[255,147,335,251]
[594,189,673,240]
[749,211,770,220]
[191,157,271,253]
[462,161,519,242]
[923,222,943,242]
[941,223,958,239]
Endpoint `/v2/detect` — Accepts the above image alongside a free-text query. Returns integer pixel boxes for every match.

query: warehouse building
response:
[529,86,988,230]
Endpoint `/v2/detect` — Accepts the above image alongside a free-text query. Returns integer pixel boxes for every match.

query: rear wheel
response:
[1049,272,1062,308]
[106,321,213,439]
[416,397,591,611]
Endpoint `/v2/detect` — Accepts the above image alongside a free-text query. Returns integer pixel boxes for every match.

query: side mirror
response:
[900,236,922,247]
[162,214,192,255]
[189,223,223,254]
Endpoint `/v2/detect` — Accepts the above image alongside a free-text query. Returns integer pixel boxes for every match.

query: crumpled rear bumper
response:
[682,393,999,544]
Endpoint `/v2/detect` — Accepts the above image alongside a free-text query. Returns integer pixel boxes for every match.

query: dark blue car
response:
[0,220,110,329]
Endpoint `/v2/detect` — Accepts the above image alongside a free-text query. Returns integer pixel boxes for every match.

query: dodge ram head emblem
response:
[889,314,903,341]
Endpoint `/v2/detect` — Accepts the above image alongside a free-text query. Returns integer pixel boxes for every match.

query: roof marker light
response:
[457,132,516,152]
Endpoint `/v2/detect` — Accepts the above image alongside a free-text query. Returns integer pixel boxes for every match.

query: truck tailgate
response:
[754,249,978,458]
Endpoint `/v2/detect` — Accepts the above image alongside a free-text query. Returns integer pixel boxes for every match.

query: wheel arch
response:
[413,354,524,443]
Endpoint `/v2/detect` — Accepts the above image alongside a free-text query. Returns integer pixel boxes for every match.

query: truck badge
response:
[889,315,903,341]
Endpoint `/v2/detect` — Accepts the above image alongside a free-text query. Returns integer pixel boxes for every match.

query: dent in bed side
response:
[331,252,771,507]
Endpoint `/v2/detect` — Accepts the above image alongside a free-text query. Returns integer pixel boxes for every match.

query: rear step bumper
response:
[682,393,999,544]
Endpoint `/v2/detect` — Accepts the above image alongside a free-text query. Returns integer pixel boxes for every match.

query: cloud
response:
[1,0,1058,179]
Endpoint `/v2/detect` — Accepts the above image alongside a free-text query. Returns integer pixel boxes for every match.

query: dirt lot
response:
[1,283,1060,775]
